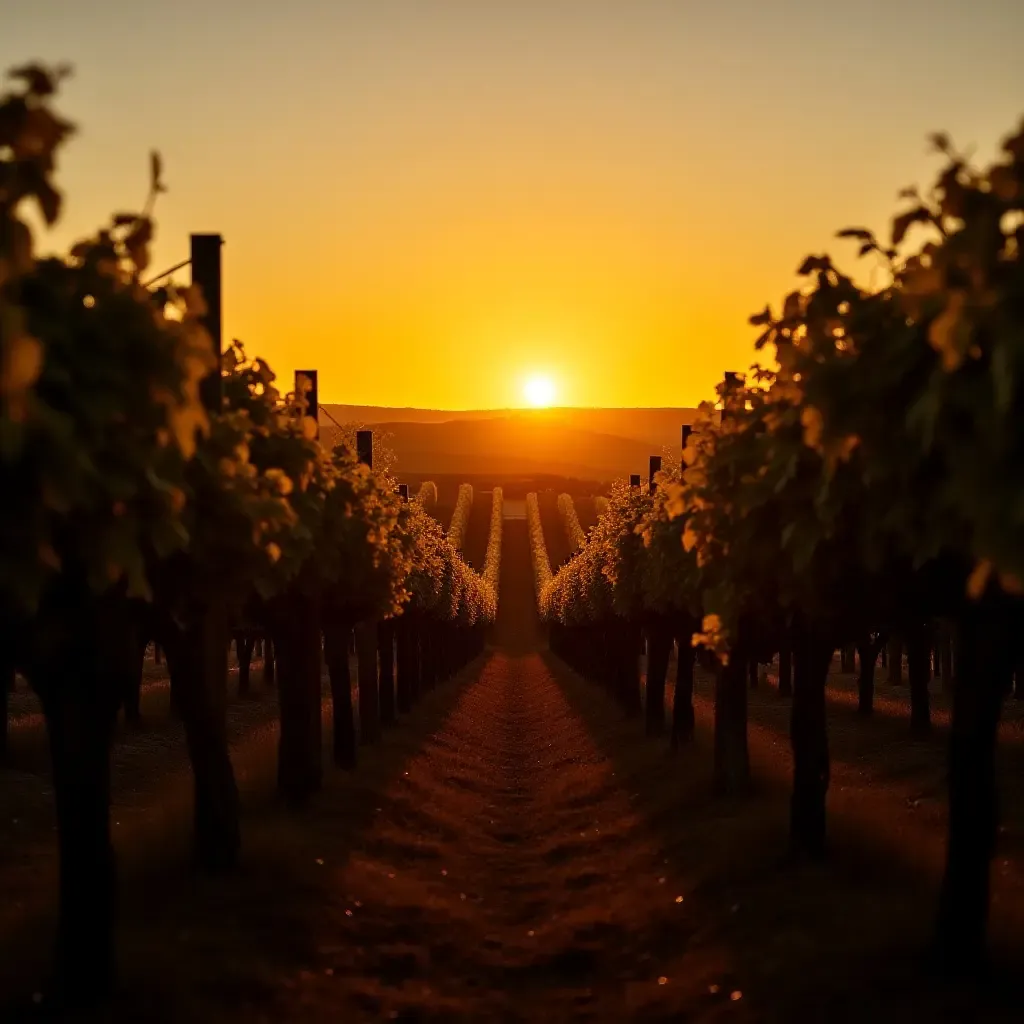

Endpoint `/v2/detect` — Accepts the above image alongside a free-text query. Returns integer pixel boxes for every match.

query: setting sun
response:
[523,375,557,408]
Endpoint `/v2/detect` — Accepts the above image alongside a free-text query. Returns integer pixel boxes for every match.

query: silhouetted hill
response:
[317,405,695,481]
[317,407,688,483]
[320,405,696,453]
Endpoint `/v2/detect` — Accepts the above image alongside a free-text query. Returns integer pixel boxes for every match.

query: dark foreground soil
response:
[2,519,1023,1021]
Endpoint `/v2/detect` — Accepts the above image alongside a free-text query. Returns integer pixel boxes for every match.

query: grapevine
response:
[557,492,587,551]
[415,480,438,508]
[525,492,553,603]
[447,482,473,551]
[482,487,503,600]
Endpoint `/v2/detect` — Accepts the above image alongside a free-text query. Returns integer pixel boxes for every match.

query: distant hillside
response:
[319,405,696,453]
[318,412,686,482]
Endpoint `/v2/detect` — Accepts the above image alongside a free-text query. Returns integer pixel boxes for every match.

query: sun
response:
[523,374,557,408]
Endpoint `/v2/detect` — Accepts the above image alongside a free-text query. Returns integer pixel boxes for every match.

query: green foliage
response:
[321,420,398,480]
[557,492,587,551]
[526,492,553,601]
[398,498,495,624]
[0,61,492,647]
[415,481,438,508]
[482,487,503,600]
[545,112,1024,657]
[0,64,214,615]
[447,482,473,551]
[542,482,637,625]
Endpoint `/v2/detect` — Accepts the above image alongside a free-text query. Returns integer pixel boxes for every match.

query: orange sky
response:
[7,0,1023,408]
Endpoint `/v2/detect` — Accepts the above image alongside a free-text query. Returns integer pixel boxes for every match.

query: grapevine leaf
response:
[797,255,832,276]
[35,180,61,225]
[150,150,165,192]
[8,63,56,96]
[891,206,932,247]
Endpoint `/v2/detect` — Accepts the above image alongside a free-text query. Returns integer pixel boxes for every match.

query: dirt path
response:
[8,524,1024,1021]
[244,521,702,1022]
[264,521,1021,1022]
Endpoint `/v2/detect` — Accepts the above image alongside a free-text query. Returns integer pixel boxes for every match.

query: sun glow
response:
[523,375,557,408]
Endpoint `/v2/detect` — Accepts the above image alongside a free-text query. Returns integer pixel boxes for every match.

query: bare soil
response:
[2,524,1023,1021]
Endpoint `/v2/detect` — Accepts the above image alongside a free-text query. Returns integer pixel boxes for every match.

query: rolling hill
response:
[318,406,696,483]
[320,405,696,451]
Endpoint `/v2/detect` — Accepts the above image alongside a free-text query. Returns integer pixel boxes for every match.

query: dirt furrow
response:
[2,521,733,1023]
[254,521,699,1021]
[260,662,692,1021]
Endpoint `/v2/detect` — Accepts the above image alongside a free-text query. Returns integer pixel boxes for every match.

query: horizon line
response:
[317,403,701,413]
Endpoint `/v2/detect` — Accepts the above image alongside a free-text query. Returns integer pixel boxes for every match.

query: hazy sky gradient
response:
[6,0,1023,407]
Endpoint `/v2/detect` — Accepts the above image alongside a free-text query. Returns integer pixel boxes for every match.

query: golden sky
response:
[7,0,1023,408]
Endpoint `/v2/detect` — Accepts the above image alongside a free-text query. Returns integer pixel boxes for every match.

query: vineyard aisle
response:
[238,520,708,1023]
[255,520,707,1022]
[5,522,720,1024]
[7,527,1019,1022]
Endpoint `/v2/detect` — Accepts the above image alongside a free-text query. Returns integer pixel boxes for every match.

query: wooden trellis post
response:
[191,233,223,411]
[356,429,373,468]
[648,455,662,495]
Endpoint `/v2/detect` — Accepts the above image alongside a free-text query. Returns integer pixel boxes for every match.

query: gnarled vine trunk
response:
[714,618,751,796]
[886,633,903,685]
[839,644,854,674]
[856,633,883,716]
[378,618,396,727]
[323,618,356,769]
[163,603,240,872]
[235,633,256,697]
[355,620,380,743]
[395,614,418,714]
[30,590,136,1007]
[270,589,323,806]
[790,618,832,858]
[42,679,119,1007]
[935,599,1013,971]
[419,625,437,692]
[906,620,932,737]
[616,621,642,717]
[777,631,793,697]
[262,637,276,688]
[747,656,759,690]
[937,622,954,694]
[600,623,617,695]
[122,632,148,726]
[644,619,672,736]
[671,629,696,748]
[2,656,15,764]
